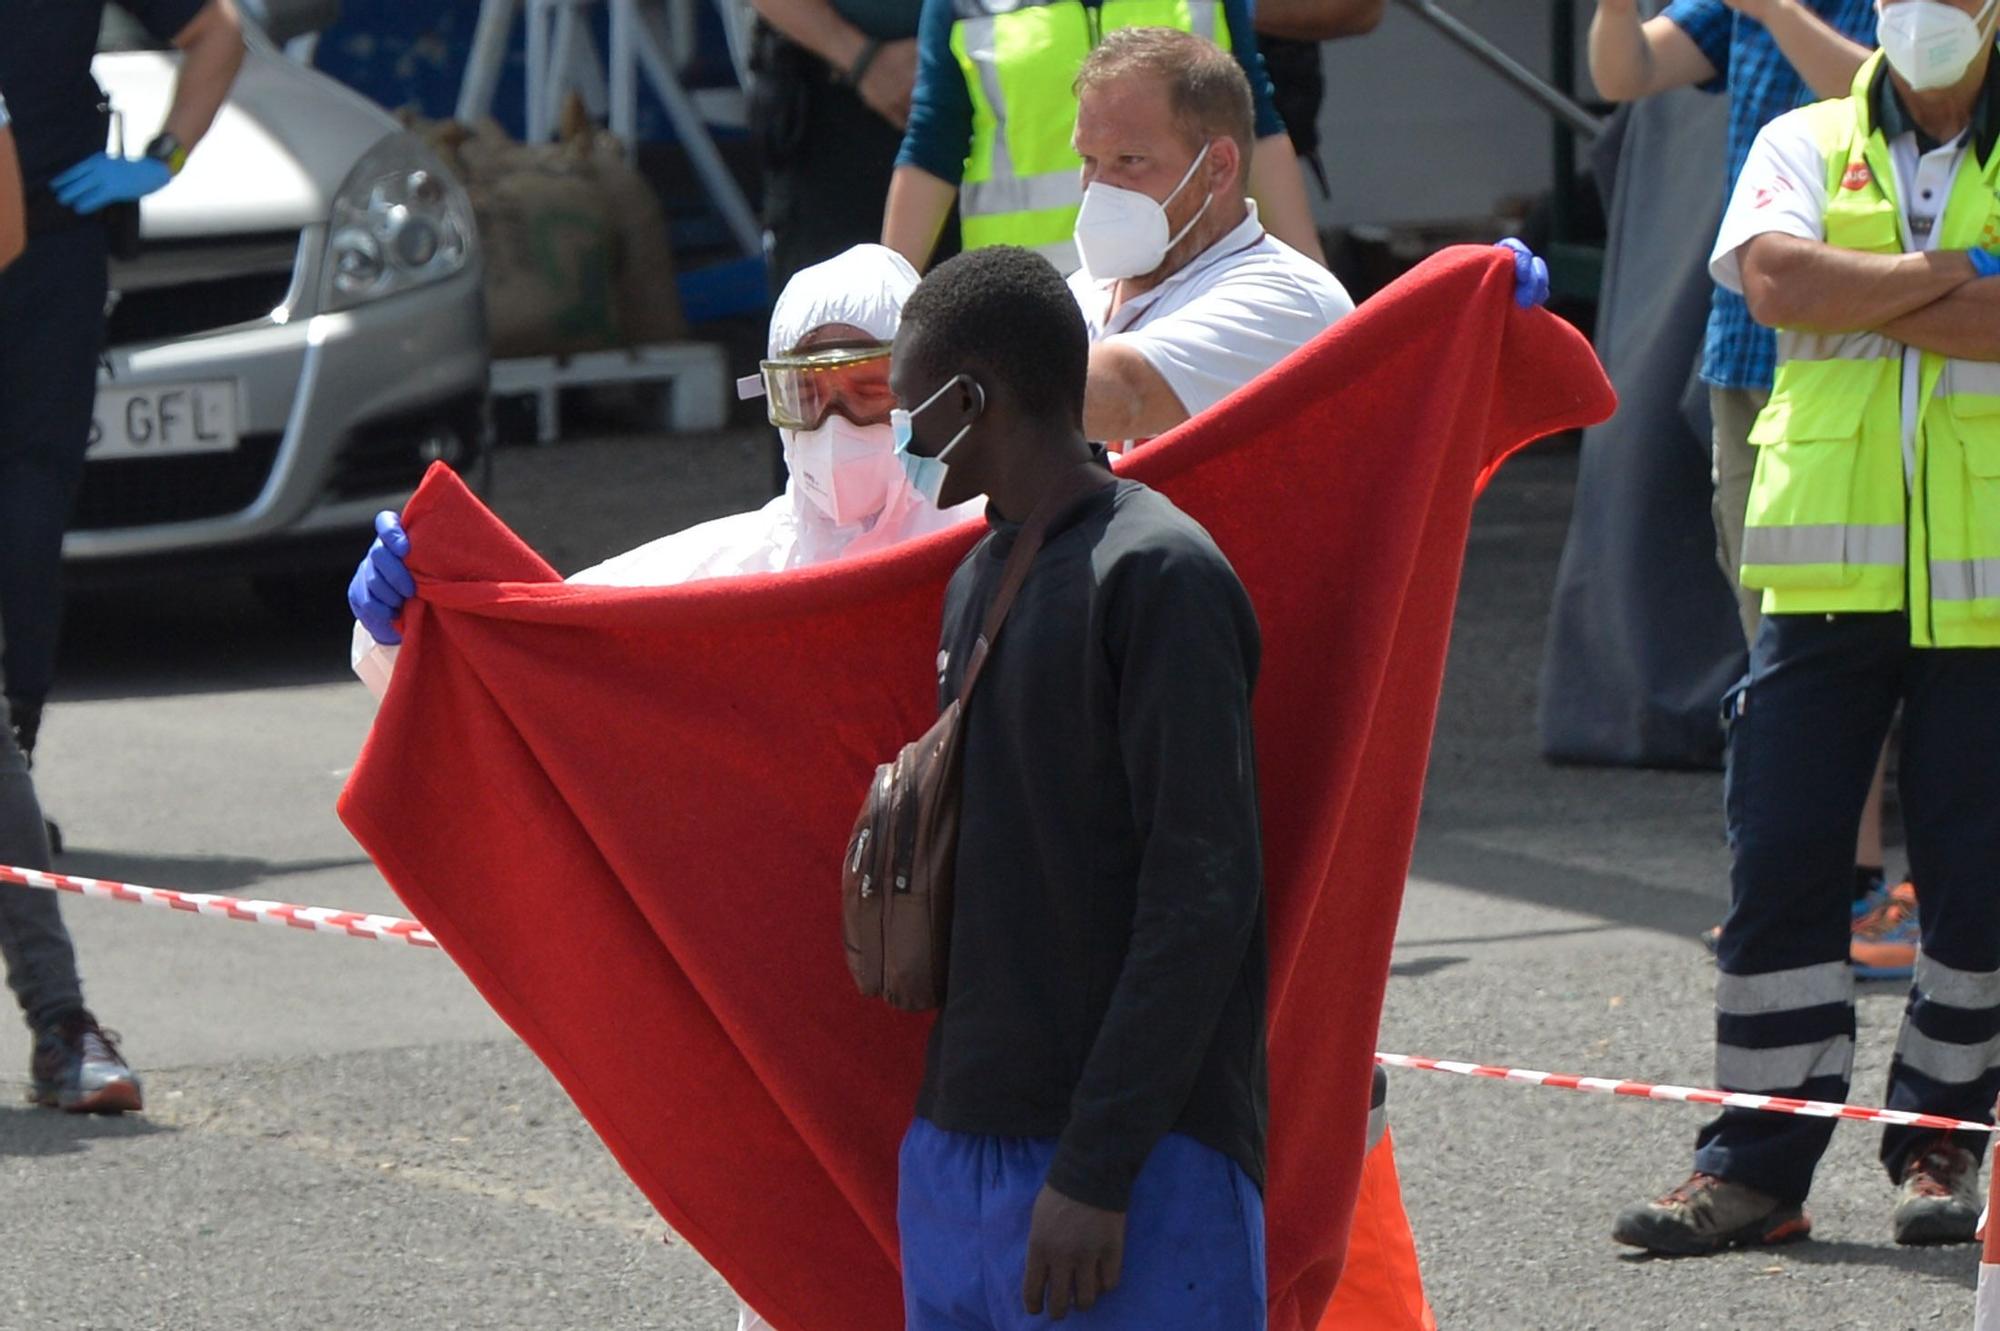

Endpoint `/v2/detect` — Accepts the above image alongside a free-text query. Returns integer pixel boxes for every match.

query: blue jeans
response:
[898,1118,1265,1331]
[1695,612,2000,1200]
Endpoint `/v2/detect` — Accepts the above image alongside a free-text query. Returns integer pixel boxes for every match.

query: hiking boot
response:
[28,1011,142,1114]
[1851,881,1919,982]
[1893,1141,1980,1245]
[1613,1173,1810,1256]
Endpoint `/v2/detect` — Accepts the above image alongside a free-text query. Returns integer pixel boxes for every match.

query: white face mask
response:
[1072,142,1215,282]
[783,417,902,526]
[1878,0,1999,90]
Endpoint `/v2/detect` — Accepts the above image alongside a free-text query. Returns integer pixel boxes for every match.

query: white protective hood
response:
[578,244,979,586]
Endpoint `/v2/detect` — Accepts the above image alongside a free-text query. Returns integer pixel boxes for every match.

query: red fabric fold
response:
[338,246,1614,1331]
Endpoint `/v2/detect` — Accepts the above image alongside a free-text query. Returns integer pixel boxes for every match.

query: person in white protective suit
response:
[348,242,982,700]
[346,243,974,1331]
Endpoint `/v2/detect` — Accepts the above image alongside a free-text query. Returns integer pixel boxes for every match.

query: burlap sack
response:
[405,109,682,357]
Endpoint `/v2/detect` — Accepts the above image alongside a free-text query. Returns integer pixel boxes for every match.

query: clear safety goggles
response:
[735,346,897,431]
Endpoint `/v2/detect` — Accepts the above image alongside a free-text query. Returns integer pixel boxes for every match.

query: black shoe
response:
[29,1010,143,1114]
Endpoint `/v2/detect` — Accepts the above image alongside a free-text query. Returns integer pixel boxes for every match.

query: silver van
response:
[75,0,489,582]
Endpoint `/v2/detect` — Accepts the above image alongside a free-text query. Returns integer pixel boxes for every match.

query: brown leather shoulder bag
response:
[841,462,1114,1011]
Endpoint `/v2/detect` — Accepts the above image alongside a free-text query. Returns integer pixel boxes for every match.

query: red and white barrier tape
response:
[1,861,1988,1133]
[1377,1052,2000,1135]
[0,864,438,950]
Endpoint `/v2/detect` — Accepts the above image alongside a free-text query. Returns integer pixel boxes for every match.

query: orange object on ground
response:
[1317,1128,1437,1331]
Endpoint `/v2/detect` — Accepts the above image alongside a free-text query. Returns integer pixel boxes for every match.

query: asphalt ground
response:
[0,428,1971,1330]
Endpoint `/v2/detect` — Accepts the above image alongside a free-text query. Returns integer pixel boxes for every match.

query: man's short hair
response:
[900,246,1089,426]
[1074,27,1254,177]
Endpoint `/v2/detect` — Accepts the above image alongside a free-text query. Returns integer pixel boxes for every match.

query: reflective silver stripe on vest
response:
[1776,329,1898,364]
[1740,523,1906,568]
[961,169,1081,218]
[1936,359,2000,400]
[1894,1026,2000,1085]
[1716,960,1852,1016]
[1716,1035,1854,1093]
[1187,0,1219,40]
[1366,1101,1387,1151]
[1914,952,2000,1011]
[1930,558,2000,602]
[952,0,1054,21]
[958,14,1016,213]
[1035,236,1080,273]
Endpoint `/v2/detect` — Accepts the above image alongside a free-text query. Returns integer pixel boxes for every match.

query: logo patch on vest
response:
[1842,162,1873,191]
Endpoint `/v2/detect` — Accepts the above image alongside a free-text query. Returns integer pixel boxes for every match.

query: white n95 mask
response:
[1878,0,1999,89]
[784,417,902,526]
[1072,143,1214,282]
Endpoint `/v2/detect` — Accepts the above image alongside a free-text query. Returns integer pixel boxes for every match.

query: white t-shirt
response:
[1711,101,1970,463]
[1068,201,1354,421]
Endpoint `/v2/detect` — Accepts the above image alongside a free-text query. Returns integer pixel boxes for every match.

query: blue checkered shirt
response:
[1659,0,1878,390]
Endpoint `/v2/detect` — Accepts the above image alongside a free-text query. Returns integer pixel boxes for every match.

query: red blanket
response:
[339,246,1613,1331]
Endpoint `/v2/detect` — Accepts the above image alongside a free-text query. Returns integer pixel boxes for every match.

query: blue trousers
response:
[898,1118,1266,1331]
[1696,612,2000,1201]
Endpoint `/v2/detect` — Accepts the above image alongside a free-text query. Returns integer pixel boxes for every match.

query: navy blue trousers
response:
[1695,612,2000,1201]
[898,1118,1265,1331]
[0,221,107,710]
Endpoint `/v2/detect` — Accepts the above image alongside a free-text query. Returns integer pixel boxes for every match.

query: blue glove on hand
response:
[50,154,173,215]
[1970,249,2000,279]
[1496,237,1552,309]
[348,511,415,646]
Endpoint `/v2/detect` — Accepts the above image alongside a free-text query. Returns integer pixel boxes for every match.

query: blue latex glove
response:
[1496,237,1552,309]
[1971,249,2000,279]
[50,153,173,216]
[348,511,415,646]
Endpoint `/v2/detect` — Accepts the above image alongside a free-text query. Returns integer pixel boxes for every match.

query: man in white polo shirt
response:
[1067,28,1352,445]
[1066,28,1548,446]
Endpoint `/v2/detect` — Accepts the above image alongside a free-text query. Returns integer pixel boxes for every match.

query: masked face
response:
[1072,142,1215,283]
[1878,0,1999,90]
[890,373,983,508]
[783,416,904,526]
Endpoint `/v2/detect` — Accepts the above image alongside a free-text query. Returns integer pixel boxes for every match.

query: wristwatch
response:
[144,132,189,177]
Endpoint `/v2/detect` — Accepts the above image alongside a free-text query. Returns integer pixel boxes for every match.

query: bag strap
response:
[956,461,1116,707]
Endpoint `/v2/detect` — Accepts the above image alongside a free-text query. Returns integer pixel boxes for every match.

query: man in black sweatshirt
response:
[887,244,1268,1329]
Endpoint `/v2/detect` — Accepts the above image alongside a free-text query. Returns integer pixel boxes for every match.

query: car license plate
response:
[89,382,239,461]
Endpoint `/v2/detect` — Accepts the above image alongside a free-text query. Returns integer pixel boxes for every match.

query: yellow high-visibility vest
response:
[949,0,1230,269]
[1743,53,2000,646]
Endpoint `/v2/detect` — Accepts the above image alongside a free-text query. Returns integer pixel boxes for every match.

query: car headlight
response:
[322,133,476,314]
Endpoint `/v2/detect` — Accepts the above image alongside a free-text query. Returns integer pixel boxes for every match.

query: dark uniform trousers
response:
[1696,611,2000,1201]
[0,219,104,1032]
[0,218,107,713]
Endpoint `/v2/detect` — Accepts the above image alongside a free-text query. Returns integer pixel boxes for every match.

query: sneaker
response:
[28,1011,142,1114]
[1852,881,1919,981]
[1893,1141,1980,1245]
[1613,1173,1811,1256]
